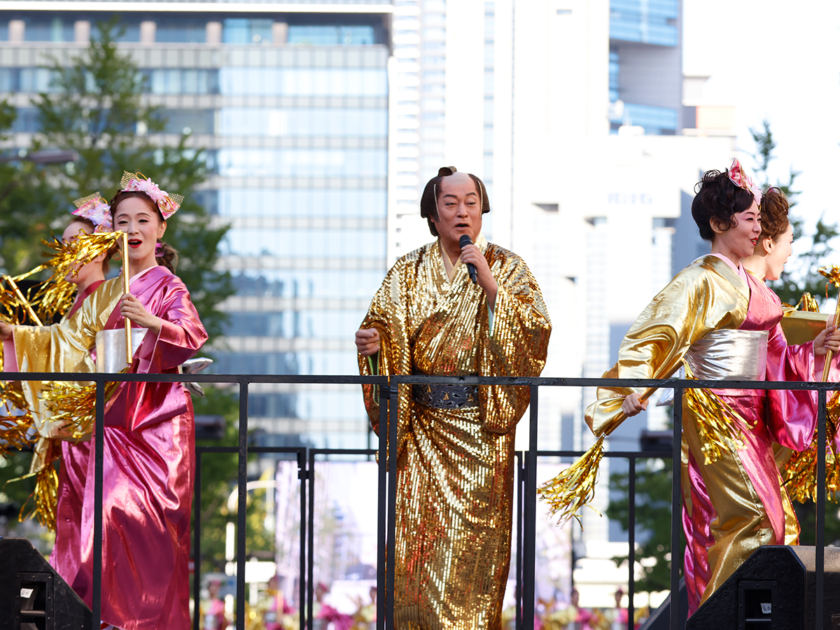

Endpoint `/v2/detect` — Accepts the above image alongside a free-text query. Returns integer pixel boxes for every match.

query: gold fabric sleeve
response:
[358,264,413,459]
[586,256,749,437]
[477,253,551,434]
[14,279,121,448]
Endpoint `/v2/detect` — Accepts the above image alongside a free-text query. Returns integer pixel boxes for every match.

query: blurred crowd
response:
[528,589,649,630]
[198,581,650,630]
[197,578,377,630]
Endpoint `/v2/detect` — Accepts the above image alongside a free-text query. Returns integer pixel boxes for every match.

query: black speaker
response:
[687,545,840,630]
[0,537,92,630]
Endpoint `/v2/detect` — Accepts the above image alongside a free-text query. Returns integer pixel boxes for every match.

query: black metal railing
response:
[4,373,835,630]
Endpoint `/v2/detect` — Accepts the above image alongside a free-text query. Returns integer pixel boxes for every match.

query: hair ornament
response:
[155,242,164,257]
[727,159,762,206]
[119,171,183,219]
[71,192,112,232]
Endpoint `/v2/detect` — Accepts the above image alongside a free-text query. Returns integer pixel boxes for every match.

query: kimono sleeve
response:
[586,264,747,437]
[357,261,413,459]
[134,279,208,374]
[477,252,552,433]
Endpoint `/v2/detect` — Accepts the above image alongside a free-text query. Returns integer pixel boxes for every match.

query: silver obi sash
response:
[95,328,148,373]
[658,329,767,404]
[412,379,479,410]
[684,329,767,382]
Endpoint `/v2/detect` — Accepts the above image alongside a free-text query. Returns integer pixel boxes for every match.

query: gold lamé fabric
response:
[586,257,816,613]
[585,256,749,438]
[358,236,551,630]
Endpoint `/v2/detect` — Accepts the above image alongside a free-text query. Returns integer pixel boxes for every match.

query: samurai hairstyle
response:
[420,166,491,237]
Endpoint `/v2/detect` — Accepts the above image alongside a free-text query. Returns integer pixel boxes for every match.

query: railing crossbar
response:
[14,372,834,630]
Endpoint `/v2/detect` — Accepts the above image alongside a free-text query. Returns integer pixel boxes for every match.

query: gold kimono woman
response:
[356,168,552,629]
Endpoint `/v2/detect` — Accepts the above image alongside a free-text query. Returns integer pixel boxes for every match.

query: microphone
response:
[459,235,478,285]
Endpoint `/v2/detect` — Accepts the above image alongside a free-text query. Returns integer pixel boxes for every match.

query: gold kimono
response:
[586,256,813,608]
[359,235,551,630]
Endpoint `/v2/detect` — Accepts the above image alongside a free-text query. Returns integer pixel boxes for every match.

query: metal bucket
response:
[95,328,148,373]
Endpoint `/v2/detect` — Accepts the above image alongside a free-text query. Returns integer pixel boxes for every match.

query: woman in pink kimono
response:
[562,163,840,615]
[678,186,827,614]
[0,173,208,630]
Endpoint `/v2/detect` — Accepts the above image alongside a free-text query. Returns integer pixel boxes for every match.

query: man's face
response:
[430,172,483,245]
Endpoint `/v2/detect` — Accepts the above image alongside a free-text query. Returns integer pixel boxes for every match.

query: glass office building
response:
[608,0,681,135]
[0,1,392,450]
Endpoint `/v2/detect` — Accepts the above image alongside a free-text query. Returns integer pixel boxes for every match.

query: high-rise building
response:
[393,0,737,605]
[0,0,392,453]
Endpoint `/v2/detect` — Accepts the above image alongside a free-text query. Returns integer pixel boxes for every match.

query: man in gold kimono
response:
[355,167,552,629]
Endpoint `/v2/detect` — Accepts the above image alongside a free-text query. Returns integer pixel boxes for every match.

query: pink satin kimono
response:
[8,266,207,629]
[51,278,103,600]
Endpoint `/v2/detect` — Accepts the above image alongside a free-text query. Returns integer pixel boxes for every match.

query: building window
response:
[223,18,273,45]
[609,48,620,102]
[288,25,376,46]
[24,17,75,42]
[156,19,207,44]
[162,109,215,135]
[91,19,141,43]
[147,69,219,95]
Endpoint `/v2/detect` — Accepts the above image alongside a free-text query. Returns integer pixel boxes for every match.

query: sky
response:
[683,0,840,238]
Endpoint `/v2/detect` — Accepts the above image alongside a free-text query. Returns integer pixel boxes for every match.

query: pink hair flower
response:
[727,159,762,206]
[71,192,112,232]
[119,171,184,219]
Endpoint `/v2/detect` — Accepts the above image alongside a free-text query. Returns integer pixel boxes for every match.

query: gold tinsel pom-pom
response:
[683,362,751,465]
[40,381,99,441]
[782,391,840,504]
[20,460,59,531]
[0,381,34,457]
[538,434,605,528]
[30,230,122,322]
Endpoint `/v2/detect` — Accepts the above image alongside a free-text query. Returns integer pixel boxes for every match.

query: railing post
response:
[235,380,249,630]
[816,389,827,630]
[628,456,636,626]
[670,386,683,630]
[307,449,315,630]
[193,450,202,630]
[516,451,524,630]
[92,378,105,625]
[387,380,399,630]
[299,450,307,630]
[522,385,539,629]
[376,383,390,630]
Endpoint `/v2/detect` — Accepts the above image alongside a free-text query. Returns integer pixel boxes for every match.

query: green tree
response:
[1,20,236,536]
[0,18,233,340]
[750,119,839,306]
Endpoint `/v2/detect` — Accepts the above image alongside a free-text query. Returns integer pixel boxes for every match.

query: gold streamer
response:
[781,391,840,504]
[797,292,820,313]
[28,230,122,323]
[818,265,840,383]
[40,378,120,441]
[19,451,59,531]
[683,362,751,465]
[537,434,605,528]
[0,381,34,457]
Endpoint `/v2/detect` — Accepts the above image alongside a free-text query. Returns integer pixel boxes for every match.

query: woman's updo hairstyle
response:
[758,187,790,242]
[691,169,756,242]
[420,166,491,237]
[67,216,116,274]
[109,189,179,273]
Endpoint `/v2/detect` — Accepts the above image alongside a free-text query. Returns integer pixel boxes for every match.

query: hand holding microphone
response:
[459,235,478,285]
[458,235,498,308]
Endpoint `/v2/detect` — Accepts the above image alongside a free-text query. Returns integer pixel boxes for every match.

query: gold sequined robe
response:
[359,235,551,630]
